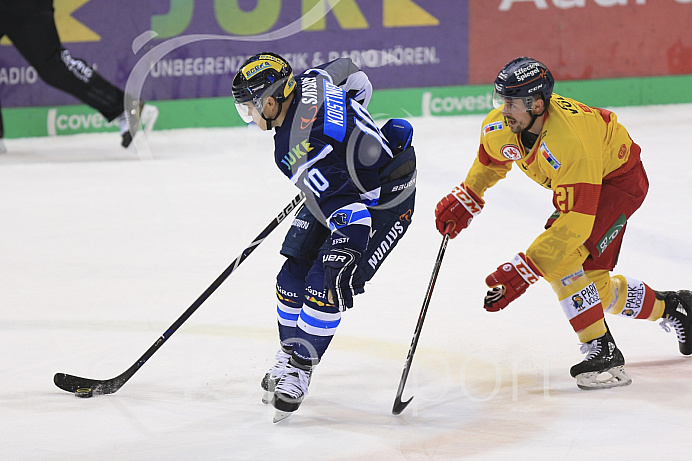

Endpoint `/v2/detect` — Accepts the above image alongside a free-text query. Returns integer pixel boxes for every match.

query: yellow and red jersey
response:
[464,94,641,279]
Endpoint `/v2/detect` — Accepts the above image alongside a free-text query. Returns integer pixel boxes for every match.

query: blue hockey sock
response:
[290,267,341,365]
[276,257,311,344]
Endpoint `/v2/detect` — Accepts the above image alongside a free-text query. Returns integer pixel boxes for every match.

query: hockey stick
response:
[54,192,306,395]
[392,226,452,415]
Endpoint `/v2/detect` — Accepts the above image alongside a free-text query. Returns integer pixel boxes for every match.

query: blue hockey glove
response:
[323,247,365,311]
[381,118,413,154]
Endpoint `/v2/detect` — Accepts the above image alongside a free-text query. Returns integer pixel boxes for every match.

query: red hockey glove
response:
[434,183,484,239]
[484,253,542,312]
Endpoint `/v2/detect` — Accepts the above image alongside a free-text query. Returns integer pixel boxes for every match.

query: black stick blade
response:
[392,395,413,415]
[53,194,305,398]
[53,373,123,395]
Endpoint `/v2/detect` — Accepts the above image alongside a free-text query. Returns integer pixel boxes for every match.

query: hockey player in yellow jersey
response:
[434,57,692,390]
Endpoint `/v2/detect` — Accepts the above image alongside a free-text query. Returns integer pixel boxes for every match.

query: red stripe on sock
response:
[569,305,605,332]
[635,283,657,319]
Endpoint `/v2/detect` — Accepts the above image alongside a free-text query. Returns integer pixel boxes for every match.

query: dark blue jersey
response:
[273,59,393,252]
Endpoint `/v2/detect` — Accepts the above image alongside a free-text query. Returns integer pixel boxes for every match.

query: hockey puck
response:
[75,388,93,398]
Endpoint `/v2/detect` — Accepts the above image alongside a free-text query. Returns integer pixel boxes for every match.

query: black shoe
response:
[260,347,292,404]
[118,102,159,148]
[656,290,692,355]
[120,130,133,148]
[570,328,631,389]
[271,359,312,423]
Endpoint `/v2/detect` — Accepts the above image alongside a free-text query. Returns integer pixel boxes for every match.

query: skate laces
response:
[660,295,688,343]
[276,365,310,399]
[117,112,129,135]
[660,317,686,342]
[579,339,602,361]
[268,349,291,379]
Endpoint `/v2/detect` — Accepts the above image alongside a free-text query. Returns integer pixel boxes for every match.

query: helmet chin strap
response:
[523,102,547,133]
[524,113,539,133]
[520,102,547,149]
[260,99,283,130]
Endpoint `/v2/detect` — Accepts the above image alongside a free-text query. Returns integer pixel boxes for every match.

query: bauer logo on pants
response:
[596,213,627,256]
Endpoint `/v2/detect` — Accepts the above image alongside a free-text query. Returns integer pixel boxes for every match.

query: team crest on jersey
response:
[483,121,503,135]
[330,212,349,228]
[501,144,522,161]
[539,141,561,170]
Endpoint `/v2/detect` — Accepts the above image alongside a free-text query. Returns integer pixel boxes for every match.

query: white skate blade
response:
[139,105,159,133]
[262,390,272,405]
[575,365,632,390]
[0,139,6,154]
[129,105,159,159]
[273,410,293,423]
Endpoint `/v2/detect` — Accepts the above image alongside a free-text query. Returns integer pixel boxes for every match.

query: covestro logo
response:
[422,91,492,116]
[47,108,118,135]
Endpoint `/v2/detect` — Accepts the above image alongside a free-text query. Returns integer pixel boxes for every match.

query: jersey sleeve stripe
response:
[328,203,372,232]
[355,118,393,157]
[289,144,334,184]
[479,143,511,166]
[556,182,601,216]
[359,187,381,206]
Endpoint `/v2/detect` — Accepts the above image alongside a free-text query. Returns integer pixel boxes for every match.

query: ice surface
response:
[1,104,691,460]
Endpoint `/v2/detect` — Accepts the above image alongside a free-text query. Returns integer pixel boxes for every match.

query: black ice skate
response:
[271,359,312,423]
[118,101,159,148]
[261,347,292,404]
[570,328,631,390]
[656,290,692,355]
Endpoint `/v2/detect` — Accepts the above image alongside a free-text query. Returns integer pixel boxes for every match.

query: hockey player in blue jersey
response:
[232,52,417,422]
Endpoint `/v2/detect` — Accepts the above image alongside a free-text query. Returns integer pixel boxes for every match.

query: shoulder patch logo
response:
[330,212,349,228]
[539,141,561,170]
[300,105,319,130]
[500,144,522,161]
[483,121,503,135]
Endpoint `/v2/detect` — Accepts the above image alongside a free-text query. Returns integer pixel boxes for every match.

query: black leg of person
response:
[392,225,452,415]
[54,193,306,397]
